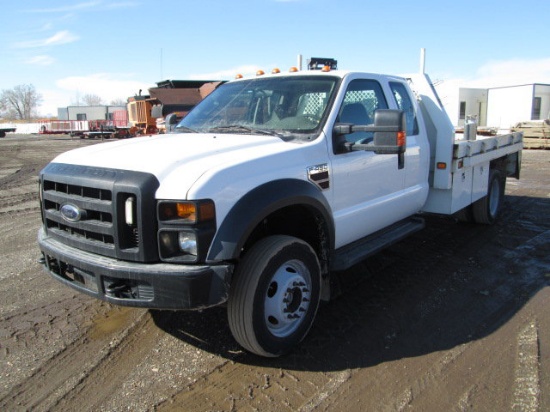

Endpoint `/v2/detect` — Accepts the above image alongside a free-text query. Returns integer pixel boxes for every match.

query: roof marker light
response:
[321,65,331,72]
[272,68,281,74]
[289,66,299,72]
[256,70,265,76]
[235,73,243,79]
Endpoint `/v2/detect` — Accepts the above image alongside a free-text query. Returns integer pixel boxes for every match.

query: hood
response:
[52,132,290,195]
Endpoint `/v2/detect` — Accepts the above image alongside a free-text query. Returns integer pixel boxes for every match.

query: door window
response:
[390,82,419,136]
[336,79,388,146]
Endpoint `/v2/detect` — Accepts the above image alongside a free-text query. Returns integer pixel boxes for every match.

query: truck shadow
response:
[151,194,550,372]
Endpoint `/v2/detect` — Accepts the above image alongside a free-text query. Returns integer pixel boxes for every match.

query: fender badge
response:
[60,204,86,222]
[307,163,330,190]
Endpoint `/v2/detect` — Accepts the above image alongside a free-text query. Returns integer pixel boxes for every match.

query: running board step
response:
[330,216,425,271]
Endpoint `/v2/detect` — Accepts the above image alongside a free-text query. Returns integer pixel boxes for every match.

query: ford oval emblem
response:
[60,204,85,222]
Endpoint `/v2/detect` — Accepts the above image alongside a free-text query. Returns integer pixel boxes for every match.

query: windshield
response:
[175,75,338,140]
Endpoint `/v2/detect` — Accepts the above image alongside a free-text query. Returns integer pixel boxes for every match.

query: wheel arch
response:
[207,179,334,267]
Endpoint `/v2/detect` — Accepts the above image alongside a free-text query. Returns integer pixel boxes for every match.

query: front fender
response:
[207,179,334,261]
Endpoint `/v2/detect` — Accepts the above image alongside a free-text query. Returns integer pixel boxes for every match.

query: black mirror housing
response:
[333,109,406,169]
[372,110,406,154]
[333,109,406,155]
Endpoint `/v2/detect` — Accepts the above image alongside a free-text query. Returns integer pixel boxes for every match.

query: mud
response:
[0,134,549,411]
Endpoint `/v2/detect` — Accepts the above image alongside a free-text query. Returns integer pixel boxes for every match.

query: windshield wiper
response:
[207,125,280,137]
[174,126,197,133]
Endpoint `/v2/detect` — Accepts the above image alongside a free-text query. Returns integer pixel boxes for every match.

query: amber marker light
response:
[235,73,243,79]
[256,70,265,76]
[397,131,406,147]
[289,66,299,72]
[176,203,196,221]
[199,202,216,221]
[272,68,281,74]
[321,65,331,72]
[437,162,447,170]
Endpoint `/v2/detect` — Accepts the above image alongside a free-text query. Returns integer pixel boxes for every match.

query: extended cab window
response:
[390,82,419,136]
[336,79,388,147]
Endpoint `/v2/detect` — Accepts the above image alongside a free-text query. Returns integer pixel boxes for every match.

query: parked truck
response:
[38,62,523,357]
[0,125,16,137]
[127,80,225,135]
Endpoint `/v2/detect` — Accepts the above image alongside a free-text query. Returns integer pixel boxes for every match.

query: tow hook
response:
[105,281,131,297]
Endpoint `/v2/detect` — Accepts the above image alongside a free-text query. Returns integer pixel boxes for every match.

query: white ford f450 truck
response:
[38,64,522,357]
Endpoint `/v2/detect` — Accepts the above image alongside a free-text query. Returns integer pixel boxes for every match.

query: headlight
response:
[178,232,198,255]
[158,230,198,260]
[157,199,216,263]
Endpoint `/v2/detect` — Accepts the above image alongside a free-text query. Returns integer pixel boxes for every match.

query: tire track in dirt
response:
[51,309,159,412]
[297,370,352,412]
[157,360,346,412]
[512,321,540,412]
[0,306,147,411]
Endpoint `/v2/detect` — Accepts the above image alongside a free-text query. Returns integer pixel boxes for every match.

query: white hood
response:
[53,132,290,197]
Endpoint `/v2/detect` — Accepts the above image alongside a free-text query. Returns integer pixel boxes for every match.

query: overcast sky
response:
[1,0,549,116]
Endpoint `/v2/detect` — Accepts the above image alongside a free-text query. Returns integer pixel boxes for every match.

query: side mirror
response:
[333,109,406,169]
[372,109,406,155]
[165,113,180,133]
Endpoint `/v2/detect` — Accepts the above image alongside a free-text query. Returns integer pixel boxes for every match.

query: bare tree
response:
[82,94,104,106]
[0,84,42,120]
[109,98,127,106]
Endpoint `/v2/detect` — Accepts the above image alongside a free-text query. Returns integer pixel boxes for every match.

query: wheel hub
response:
[264,261,311,338]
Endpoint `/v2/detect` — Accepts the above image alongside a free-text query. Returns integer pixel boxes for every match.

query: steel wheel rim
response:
[264,259,312,338]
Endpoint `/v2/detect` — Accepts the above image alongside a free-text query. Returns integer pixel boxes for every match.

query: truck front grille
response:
[40,163,160,262]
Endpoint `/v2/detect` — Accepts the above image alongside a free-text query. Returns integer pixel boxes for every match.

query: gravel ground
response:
[1,133,549,411]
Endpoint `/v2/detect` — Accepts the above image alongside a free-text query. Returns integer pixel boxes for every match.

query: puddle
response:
[88,306,136,340]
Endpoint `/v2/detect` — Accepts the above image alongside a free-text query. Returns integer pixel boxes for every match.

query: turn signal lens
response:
[397,131,406,147]
[158,200,215,223]
[176,203,196,221]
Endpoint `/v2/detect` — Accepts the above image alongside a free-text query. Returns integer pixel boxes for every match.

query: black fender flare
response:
[206,179,334,262]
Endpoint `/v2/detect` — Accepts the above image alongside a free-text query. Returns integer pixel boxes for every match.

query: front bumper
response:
[38,228,233,310]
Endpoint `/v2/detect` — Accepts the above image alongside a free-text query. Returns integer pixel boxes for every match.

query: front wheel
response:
[227,235,321,357]
[472,169,505,224]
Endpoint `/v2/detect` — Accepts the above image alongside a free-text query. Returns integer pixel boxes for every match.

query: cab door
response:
[329,76,414,248]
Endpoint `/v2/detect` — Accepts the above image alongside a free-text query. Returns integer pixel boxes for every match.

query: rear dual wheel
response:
[472,169,505,224]
[228,235,321,357]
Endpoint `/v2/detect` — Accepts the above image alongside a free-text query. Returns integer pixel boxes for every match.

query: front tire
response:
[472,169,505,224]
[228,235,321,357]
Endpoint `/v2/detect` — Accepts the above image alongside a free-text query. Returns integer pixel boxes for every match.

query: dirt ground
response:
[0,134,549,412]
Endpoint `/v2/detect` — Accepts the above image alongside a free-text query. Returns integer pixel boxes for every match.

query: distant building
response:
[439,83,550,130]
[485,84,550,128]
[57,105,126,122]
